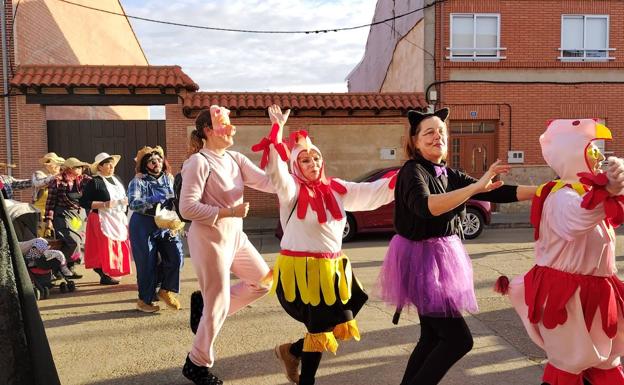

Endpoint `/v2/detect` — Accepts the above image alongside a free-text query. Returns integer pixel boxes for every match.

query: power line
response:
[58,0,445,35]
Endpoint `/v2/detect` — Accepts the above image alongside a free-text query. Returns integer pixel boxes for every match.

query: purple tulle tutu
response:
[377,234,478,317]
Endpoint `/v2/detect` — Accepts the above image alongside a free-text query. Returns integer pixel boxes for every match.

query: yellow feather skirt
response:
[270,254,359,306]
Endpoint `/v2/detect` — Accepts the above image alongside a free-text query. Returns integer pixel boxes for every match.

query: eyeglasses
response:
[586,146,605,161]
[148,158,162,165]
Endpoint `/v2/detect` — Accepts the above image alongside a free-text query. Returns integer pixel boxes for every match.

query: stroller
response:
[21,238,76,300]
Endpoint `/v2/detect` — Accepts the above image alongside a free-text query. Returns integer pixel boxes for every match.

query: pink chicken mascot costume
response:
[501,119,624,385]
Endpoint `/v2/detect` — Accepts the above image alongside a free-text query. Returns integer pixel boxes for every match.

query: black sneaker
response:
[182,355,223,385]
[99,275,120,285]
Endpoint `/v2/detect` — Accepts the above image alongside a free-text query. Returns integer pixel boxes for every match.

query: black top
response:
[79,175,122,213]
[394,154,518,241]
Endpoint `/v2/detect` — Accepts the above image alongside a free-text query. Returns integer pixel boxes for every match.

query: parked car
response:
[275,166,492,242]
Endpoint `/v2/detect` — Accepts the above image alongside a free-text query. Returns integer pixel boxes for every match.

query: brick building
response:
[1,0,150,199]
[1,1,427,217]
[348,0,624,212]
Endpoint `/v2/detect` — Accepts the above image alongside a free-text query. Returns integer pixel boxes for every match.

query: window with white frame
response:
[449,14,505,60]
[560,15,614,61]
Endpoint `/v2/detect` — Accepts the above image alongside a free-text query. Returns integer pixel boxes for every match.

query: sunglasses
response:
[148,157,162,165]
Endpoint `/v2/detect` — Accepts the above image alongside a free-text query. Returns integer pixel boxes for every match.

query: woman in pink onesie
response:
[180,106,275,385]
[502,119,624,385]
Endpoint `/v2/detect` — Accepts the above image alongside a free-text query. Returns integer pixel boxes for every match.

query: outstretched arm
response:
[428,160,510,216]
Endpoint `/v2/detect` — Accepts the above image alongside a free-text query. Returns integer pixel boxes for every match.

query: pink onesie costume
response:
[180,149,275,368]
[507,119,624,385]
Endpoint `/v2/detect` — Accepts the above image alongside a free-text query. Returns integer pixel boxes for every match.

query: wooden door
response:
[447,121,497,178]
[47,120,166,185]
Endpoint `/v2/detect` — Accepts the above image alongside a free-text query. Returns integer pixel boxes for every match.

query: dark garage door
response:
[47,120,166,186]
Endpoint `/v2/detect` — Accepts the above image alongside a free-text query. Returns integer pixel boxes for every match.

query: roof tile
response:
[183,92,427,114]
[11,65,199,91]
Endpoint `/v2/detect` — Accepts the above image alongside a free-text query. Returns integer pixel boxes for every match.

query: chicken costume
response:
[506,119,624,385]
[252,124,395,385]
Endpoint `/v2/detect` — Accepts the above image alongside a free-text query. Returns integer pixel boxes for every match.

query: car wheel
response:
[342,214,357,242]
[463,207,484,239]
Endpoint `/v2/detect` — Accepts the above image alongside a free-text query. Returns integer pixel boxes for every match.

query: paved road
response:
[38,228,624,385]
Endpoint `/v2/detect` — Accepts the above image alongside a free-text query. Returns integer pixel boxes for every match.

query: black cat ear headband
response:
[407,108,450,136]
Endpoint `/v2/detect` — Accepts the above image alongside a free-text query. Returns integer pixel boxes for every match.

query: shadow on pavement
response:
[43,308,160,328]
[469,246,533,260]
[38,297,137,312]
[86,317,543,385]
[472,307,545,362]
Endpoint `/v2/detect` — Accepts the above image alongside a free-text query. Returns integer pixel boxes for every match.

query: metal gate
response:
[47,120,166,186]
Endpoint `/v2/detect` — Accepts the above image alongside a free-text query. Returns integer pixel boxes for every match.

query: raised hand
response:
[268,104,291,143]
[473,159,511,194]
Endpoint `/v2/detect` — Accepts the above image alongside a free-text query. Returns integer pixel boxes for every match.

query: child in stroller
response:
[22,238,81,299]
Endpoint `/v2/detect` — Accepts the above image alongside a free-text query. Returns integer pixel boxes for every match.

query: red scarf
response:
[294,175,347,224]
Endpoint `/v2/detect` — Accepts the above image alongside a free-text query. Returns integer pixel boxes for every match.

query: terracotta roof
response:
[183,92,427,114]
[11,65,199,91]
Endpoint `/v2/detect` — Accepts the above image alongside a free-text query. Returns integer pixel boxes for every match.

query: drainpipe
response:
[1,0,12,175]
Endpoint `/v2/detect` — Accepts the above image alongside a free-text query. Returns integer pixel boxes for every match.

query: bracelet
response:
[230,207,235,216]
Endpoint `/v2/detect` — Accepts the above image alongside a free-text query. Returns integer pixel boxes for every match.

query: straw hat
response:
[39,152,65,165]
[134,145,164,163]
[62,157,90,169]
[91,152,121,173]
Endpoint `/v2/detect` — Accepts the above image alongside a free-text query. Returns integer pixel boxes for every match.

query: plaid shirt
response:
[45,175,91,220]
[128,173,174,214]
[0,175,32,199]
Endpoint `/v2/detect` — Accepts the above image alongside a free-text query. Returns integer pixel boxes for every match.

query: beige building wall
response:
[227,125,267,164]
[381,21,425,93]
[14,0,149,119]
[309,124,404,180]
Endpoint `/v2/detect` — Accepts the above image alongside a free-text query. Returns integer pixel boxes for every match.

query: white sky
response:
[121,0,378,93]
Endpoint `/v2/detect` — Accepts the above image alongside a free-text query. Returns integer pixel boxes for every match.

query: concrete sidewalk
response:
[38,228,566,385]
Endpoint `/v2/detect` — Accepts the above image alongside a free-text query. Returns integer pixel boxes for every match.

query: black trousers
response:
[401,314,474,385]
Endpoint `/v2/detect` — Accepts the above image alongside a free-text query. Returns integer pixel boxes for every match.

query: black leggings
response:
[401,314,474,385]
[290,339,322,385]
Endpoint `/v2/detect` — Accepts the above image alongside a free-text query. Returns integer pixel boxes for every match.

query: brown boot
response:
[136,299,160,313]
[274,343,300,384]
[158,289,181,310]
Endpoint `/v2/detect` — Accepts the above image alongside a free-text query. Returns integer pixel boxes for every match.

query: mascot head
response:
[540,119,611,182]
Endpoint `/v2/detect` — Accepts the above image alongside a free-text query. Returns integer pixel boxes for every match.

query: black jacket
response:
[79,175,124,213]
